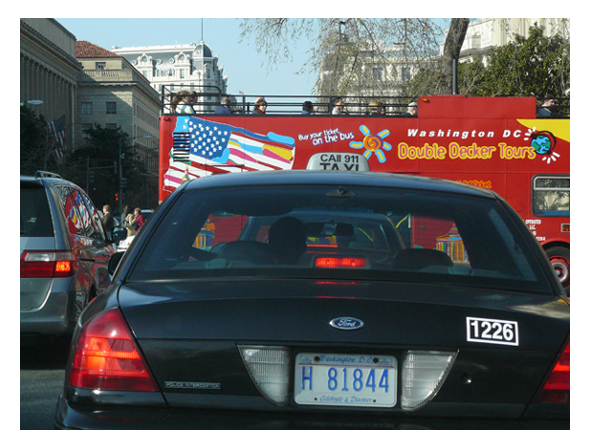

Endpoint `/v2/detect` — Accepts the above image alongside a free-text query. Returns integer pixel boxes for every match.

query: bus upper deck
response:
[158,85,570,118]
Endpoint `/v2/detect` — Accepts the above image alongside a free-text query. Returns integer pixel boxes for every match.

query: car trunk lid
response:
[118,279,569,414]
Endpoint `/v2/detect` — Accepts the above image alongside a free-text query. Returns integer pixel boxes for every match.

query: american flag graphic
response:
[164,117,296,191]
[48,114,67,160]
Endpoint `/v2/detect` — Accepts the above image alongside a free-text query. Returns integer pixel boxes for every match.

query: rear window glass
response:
[129,184,552,293]
[20,183,54,238]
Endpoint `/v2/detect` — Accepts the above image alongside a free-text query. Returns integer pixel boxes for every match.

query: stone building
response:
[20,18,81,150]
[75,40,161,194]
[75,41,160,146]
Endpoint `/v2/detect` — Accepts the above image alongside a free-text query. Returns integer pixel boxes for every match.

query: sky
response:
[55,18,321,96]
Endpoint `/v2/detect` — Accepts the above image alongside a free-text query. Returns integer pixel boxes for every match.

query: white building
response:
[112,41,228,112]
[456,18,570,64]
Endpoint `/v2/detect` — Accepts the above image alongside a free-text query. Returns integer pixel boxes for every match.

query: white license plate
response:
[294,353,397,407]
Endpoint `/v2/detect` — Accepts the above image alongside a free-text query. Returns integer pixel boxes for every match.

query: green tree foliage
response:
[20,108,150,212]
[20,106,58,175]
[65,126,146,212]
[459,26,570,97]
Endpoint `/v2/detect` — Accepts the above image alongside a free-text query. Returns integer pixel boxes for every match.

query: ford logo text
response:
[329,317,364,331]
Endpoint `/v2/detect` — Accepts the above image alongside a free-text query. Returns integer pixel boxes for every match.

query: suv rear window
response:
[129,184,553,293]
[20,183,54,237]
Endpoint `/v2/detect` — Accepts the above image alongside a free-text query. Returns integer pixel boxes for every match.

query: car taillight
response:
[20,250,75,278]
[69,308,158,392]
[314,257,367,268]
[536,340,570,403]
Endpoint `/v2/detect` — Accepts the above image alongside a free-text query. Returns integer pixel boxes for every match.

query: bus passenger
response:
[189,91,199,111]
[332,97,345,115]
[253,97,267,115]
[369,100,386,115]
[171,90,195,114]
[537,95,556,117]
[215,97,233,115]
[302,101,314,115]
[402,102,418,117]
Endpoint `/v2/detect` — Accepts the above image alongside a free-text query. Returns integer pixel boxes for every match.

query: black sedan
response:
[55,170,569,429]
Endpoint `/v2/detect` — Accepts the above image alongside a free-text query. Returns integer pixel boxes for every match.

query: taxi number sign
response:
[294,353,397,408]
[306,153,370,172]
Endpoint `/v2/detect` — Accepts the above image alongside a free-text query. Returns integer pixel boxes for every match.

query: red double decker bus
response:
[158,92,570,294]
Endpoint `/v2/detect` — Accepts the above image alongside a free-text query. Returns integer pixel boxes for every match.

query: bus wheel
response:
[546,246,570,296]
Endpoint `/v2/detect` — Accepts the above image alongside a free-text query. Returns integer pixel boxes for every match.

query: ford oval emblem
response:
[329,317,364,331]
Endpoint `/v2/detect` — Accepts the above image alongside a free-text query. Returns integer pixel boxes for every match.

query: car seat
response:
[268,217,307,264]
[391,248,453,271]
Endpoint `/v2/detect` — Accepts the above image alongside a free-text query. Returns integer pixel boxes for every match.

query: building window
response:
[373,67,383,81]
[81,102,93,115]
[106,123,118,129]
[106,102,117,114]
[95,62,106,70]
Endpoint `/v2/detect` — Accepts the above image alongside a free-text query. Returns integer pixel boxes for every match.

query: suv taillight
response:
[536,339,570,403]
[20,250,75,278]
[69,308,158,392]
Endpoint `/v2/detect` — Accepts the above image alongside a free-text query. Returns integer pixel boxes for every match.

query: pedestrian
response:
[102,204,114,238]
[215,97,233,114]
[134,208,146,229]
[253,97,268,115]
[122,205,137,237]
[121,204,133,225]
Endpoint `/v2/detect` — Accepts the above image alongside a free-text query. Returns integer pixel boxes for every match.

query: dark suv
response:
[20,171,116,339]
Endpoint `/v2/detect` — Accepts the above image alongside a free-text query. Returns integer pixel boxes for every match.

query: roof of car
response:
[20,172,81,188]
[182,170,496,199]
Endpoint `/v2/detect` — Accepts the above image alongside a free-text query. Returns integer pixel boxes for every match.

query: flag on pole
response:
[48,114,67,160]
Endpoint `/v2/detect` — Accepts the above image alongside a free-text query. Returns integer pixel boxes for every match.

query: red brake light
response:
[20,251,75,278]
[69,309,158,392]
[315,257,367,268]
[536,340,570,403]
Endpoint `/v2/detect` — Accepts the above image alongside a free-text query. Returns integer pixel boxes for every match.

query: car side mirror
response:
[108,251,124,276]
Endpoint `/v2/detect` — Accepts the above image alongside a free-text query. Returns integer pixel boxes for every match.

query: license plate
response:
[294,353,397,407]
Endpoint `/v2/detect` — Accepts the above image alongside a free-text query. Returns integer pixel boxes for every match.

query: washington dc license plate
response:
[294,353,397,408]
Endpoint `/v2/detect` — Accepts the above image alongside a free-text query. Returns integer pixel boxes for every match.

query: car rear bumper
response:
[20,289,77,336]
[54,398,569,430]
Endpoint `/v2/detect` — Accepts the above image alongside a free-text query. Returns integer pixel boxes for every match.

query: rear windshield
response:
[129,184,553,293]
[20,183,54,238]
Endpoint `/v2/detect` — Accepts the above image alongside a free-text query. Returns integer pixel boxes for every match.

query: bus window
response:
[532,175,570,217]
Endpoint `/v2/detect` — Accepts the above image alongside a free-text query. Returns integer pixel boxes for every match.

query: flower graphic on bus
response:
[527,129,560,164]
[349,125,392,163]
